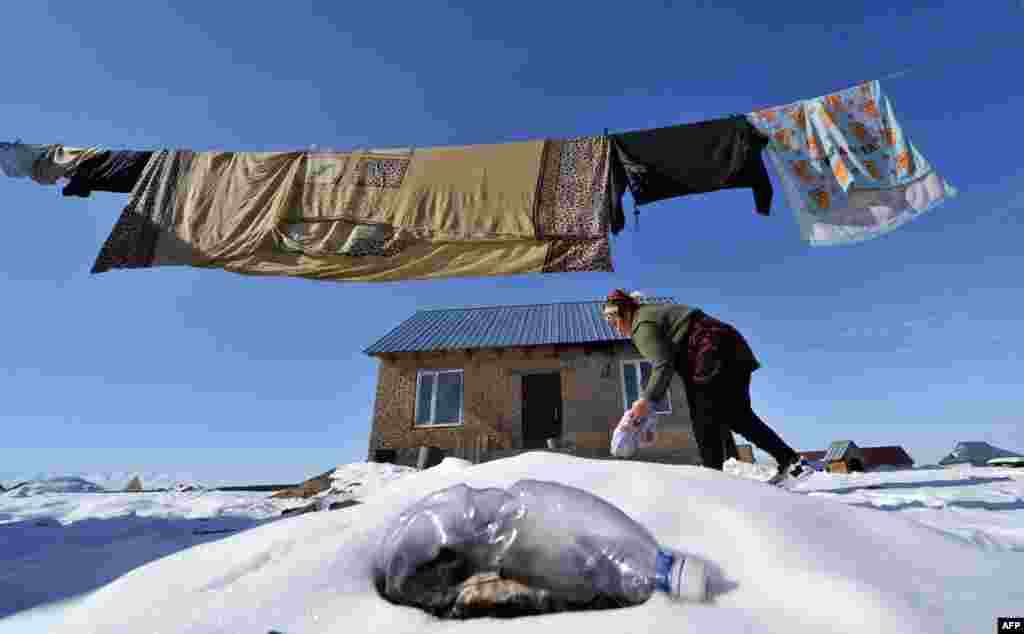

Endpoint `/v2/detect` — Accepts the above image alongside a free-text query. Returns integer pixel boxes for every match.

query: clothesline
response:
[0,43,1006,156]
[5,24,1022,153]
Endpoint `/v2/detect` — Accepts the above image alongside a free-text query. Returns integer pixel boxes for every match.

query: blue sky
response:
[1,2,1021,485]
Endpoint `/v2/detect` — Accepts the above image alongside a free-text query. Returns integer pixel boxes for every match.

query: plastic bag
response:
[610,410,658,458]
[374,480,707,617]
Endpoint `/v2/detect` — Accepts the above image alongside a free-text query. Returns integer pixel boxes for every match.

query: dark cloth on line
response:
[62,150,153,197]
[610,115,773,218]
[606,134,627,235]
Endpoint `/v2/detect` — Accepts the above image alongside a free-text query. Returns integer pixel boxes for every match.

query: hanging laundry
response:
[62,150,152,197]
[31,144,105,185]
[0,141,47,179]
[91,139,614,282]
[298,136,614,242]
[609,115,774,219]
[747,80,957,246]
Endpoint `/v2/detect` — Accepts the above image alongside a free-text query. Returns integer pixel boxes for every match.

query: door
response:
[522,373,563,450]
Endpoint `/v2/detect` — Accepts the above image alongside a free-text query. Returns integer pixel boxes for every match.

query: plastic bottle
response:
[374,480,708,608]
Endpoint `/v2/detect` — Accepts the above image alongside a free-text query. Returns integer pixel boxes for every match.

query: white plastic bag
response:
[610,410,658,458]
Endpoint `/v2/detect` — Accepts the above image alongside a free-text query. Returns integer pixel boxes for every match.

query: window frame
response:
[414,369,465,427]
[620,360,672,414]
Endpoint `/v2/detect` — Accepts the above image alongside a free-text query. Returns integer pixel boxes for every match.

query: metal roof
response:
[823,440,859,463]
[364,298,676,355]
[803,446,913,467]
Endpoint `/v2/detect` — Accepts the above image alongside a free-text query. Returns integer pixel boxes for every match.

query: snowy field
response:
[1,454,1022,633]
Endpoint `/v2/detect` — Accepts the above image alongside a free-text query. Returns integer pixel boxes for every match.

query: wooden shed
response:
[123,476,143,493]
[822,440,865,473]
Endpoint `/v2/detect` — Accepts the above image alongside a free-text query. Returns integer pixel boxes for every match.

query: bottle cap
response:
[668,554,708,603]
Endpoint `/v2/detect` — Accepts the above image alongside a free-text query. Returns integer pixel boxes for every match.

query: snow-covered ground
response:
[318,462,420,507]
[4,476,106,497]
[1,455,1022,633]
[0,489,288,620]
[0,463,420,622]
[727,459,1024,551]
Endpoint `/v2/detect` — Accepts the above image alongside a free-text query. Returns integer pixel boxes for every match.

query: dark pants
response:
[681,365,799,471]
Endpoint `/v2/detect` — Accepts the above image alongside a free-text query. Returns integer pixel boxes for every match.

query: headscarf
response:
[603,288,642,318]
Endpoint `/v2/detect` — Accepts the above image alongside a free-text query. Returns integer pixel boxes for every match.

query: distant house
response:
[801,443,914,472]
[124,476,143,493]
[822,441,865,473]
[860,446,914,470]
[939,441,1022,467]
[363,299,730,466]
[736,444,756,464]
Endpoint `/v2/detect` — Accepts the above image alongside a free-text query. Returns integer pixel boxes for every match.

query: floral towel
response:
[747,80,957,246]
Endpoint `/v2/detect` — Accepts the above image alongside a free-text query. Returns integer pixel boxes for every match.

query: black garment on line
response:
[606,136,627,235]
[62,150,152,197]
[609,115,773,221]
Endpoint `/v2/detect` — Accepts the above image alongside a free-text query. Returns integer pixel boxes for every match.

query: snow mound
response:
[430,457,474,472]
[7,477,105,497]
[325,461,420,501]
[722,458,778,481]
[47,451,1022,634]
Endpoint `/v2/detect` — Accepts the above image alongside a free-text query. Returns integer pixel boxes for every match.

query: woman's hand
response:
[630,398,651,420]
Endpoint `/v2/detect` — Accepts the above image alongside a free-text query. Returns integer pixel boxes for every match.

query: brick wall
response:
[368,350,517,458]
[559,342,696,455]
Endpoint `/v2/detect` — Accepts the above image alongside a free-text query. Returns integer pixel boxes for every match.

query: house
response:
[939,441,1022,467]
[363,298,726,466]
[860,446,914,470]
[736,444,756,464]
[801,444,914,472]
[822,440,865,473]
[124,476,143,493]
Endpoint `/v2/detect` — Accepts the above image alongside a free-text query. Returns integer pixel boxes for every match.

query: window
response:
[415,369,464,426]
[621,361,672,414]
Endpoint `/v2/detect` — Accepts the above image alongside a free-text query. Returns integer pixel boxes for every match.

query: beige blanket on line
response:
[92,138,613,282]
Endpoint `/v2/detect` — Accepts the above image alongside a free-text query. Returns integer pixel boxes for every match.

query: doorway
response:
[521,372,563,450]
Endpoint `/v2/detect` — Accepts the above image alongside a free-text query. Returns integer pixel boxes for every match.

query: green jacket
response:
[629,304,695,402]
